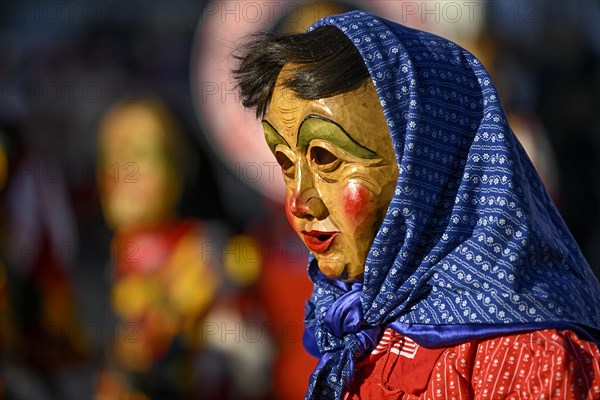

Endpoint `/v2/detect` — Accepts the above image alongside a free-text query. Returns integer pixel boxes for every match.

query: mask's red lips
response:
[301,230,338,253]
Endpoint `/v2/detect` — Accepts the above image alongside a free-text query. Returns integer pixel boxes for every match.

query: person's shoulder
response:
[475,328,599,357]
[468,329,600,398]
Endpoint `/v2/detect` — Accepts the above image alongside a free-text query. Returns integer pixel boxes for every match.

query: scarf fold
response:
[303,261,382,400]
[301,10,600,400]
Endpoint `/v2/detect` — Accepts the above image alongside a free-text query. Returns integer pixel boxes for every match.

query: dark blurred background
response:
[0,1,598,399]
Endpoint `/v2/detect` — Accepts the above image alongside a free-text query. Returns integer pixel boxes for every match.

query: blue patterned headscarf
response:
[301,10,600,400]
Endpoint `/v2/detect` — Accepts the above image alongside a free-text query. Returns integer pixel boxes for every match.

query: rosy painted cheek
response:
[343,183,373,227]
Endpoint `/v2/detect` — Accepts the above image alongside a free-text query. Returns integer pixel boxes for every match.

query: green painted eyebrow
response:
[298,115,378,159]
[262,120,290,153]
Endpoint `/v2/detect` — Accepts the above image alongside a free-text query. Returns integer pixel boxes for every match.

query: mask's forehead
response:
[265,65,329,145]
[317,83,392,159]
[265,66,394,162]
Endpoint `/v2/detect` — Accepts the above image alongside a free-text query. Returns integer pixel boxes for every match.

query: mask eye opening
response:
[275,151,294,171]
[310,146,337,165]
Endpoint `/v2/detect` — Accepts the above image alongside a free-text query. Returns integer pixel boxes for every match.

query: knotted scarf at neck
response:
[303,261,381,399]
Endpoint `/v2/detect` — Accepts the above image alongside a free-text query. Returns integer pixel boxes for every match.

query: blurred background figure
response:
[0,122,90,399]
[96,99,217,398]
[95,99,272,399]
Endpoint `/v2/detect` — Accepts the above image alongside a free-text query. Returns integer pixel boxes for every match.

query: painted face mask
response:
[264,66,398,282]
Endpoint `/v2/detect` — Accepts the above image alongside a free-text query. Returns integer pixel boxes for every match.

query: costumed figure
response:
[96,100,222,399]
[1,124,88,399]
[233,11,600,399]
[96,99,272,399]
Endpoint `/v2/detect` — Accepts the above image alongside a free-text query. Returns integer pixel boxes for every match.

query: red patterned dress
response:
[346,328,600,399]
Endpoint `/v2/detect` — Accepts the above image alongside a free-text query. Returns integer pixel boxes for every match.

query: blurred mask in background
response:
[98,101,183,233]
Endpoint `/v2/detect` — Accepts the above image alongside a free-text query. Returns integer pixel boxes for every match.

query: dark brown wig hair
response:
[232,26,370,118]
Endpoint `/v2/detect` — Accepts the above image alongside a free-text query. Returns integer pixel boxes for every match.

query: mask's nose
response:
[288,159,328,221]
